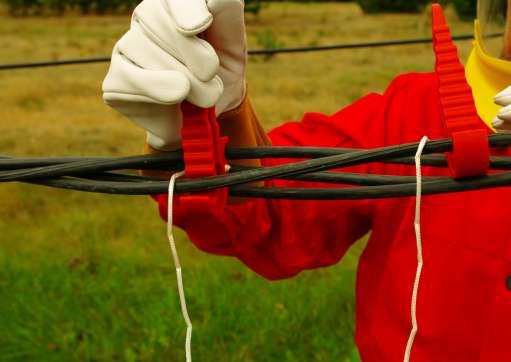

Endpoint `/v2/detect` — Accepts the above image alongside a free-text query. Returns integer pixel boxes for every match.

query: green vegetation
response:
[2,0,140,15]
[1,0,480,18]
[0,2,474,361]
[1,0,264,15]
[356,0,434,13]
[245,0,263,15]
[451,0,478,20]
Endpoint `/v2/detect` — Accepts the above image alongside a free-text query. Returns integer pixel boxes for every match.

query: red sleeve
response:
[156,92,388,280]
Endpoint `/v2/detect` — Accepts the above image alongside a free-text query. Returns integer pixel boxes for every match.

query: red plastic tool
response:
[432,3,490,179]
[176,102,228,210]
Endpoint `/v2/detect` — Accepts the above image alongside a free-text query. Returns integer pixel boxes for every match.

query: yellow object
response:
[466,20,511,129]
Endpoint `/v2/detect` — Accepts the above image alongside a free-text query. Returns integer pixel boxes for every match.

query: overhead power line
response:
[0,33,492,71]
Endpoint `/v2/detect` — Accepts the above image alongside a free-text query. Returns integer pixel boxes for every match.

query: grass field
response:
[0,2,474,361]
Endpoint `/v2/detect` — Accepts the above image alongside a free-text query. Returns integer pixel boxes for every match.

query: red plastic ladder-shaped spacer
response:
[432,3,490,178]
[177,102,228,210]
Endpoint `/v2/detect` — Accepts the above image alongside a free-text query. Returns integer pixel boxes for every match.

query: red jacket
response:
[153,71,511,361]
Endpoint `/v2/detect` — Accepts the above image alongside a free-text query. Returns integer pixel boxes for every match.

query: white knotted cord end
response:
[403,136,429,362]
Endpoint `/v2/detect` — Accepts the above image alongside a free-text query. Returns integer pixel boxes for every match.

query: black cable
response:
[0,33,500,71]
[0,149,442,171]
[0,156,110,170]
[0,152,183,180]
[247,33,480,55]
[76,168,446,186]
[229,165,445,185]
[20,171,511,199]
[5,147,511,175]
[0,57,111,70]
[3,134,511,184]
[229,172,511,200]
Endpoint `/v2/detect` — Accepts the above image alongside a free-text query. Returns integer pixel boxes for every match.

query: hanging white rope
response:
[403,136,429,362]
[167,171,193,362]
[166,165,230,362]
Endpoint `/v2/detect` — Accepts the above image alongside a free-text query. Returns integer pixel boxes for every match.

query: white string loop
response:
[167,171,193,362]
[403,136,429,362]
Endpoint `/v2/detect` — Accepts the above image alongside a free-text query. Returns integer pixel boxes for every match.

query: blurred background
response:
[0,0,477,361]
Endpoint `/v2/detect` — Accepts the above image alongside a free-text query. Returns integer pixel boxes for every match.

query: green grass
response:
[0,2,474,361]
[0,189,362,361]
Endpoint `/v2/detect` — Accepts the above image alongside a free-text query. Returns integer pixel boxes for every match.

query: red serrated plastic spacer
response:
[431,3,490,179]
[176,102,228,210]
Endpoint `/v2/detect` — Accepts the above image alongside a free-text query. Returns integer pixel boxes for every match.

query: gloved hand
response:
[492,86,511,132]
[102,0,247,150]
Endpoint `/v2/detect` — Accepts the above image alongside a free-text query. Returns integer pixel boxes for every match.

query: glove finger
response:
[108,100,182,150]
[165,0,212,35]
[497,103,511,121]
[495,85,511,106]
[102,51,190,105]
[118,24,185,71]
[116,27,223,108]
[134,0,219,81]
[143,105,182,150]
[493,117,511,133]
[187,75,223,108]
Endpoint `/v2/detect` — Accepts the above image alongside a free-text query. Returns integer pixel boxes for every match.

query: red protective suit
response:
[155,70,511,360]
[152,13,511,362]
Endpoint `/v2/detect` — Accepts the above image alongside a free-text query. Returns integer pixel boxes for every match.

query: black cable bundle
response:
[2,134,511,200]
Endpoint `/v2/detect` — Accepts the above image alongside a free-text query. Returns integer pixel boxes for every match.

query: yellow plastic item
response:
[466,20,511,129]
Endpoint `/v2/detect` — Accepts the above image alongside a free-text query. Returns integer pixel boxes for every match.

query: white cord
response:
[403,136,429,362]
[166,165,230,362]
[167,171,193,362]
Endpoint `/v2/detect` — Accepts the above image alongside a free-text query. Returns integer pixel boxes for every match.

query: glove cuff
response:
[217,93,271,152]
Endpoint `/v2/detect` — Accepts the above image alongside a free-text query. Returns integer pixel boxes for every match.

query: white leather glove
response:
[102,0,247,150]
[492,86,511,132]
